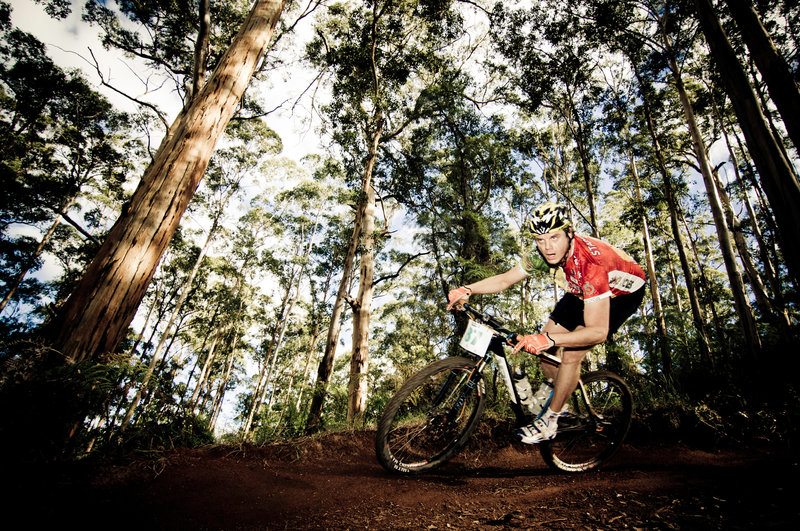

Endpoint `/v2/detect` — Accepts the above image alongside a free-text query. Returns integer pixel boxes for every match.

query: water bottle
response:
[512,366,536,414]
[530,379,554,417]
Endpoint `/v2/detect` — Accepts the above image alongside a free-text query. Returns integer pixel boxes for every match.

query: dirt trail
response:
[11,430,798,529]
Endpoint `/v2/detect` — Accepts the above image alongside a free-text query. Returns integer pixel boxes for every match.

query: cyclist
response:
[447,202,646,444]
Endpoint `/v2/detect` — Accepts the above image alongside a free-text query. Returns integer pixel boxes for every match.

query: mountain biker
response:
[446,202,646,444]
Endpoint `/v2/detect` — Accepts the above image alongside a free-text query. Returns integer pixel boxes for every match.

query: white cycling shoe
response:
[516,408,563,444]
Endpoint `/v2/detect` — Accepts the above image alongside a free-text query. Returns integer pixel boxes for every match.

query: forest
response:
[1,0,799,463]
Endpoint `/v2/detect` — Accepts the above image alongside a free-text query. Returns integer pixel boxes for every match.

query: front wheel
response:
[539,370,633,473]
[375,356,485,474]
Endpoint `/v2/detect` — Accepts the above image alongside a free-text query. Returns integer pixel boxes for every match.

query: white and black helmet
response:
[526,202,571,235]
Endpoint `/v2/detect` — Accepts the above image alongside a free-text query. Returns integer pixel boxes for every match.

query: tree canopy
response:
[1,0,798,460]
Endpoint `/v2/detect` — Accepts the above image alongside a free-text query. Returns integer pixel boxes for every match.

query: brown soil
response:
[10,428,798,530]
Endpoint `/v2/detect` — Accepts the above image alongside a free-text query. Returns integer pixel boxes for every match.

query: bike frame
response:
[459,303,594,425]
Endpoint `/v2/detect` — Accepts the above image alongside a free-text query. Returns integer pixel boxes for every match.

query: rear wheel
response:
[539,370,633,472]
[375,356,485,474]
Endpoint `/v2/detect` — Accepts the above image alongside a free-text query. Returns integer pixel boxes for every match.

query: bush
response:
[0,344,121,462]
[106,413,215,455]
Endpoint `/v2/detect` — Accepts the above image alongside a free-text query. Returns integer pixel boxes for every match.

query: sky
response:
[9,0,180,126]
[7,0,323,158]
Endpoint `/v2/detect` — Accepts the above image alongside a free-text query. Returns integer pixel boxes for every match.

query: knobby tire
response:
[539,370,633,472]
[375,356,485,475]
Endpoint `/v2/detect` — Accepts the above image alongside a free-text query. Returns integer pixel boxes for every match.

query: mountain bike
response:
[375,303,633,475]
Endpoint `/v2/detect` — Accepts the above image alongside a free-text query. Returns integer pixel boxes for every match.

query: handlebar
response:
[455,303,562,366]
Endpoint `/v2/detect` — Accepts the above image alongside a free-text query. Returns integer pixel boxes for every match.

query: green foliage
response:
[109,412,215,456]
[0,13,137,332]
[0,344,122,461]
[3,0,799,458]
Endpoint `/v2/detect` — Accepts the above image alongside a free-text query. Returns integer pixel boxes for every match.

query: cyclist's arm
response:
[464,266,528,295]
[547,296,610,348]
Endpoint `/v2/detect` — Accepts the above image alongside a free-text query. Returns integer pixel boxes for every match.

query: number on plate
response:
[459,319,494,357]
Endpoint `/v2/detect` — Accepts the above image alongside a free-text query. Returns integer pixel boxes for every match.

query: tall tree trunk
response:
[665,255,685,321]
[662,25,762,358]
[680,210,726,345]
[345,95,383,424]
[295,266,331,414]
[730,128,785,278]
[605,69,671,373]
[189,0,212,101]
[715,173,793,341]
[347,178,377,425]
[209,345,237,432]
[127,281,163,360]
[295,323,322,411]
[120,218,220,427]
[244,210,322,437]
[714,99,789,317]
[243,276,297,438]
[0,195,77,314]
[304,118,382,433]
[722,0,800,153]
[205,278,248,427]
[564,94,600,237]
[303,243,356,433]
[629,155,671,376]
[304,256,355,433]
[638,76,713,365]
[694,0,800,291]
[45,0,287,363]
[733,158,784,301]
[189,322,224,410]
[178,299,221,405]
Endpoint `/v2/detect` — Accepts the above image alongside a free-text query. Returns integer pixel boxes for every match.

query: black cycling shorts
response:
[549,286,645,335]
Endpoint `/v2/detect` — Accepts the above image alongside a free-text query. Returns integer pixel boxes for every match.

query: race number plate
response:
[459,319,494,357]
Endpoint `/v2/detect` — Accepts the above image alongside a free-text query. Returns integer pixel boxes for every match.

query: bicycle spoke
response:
[376,357,486,474]
[540,371,633,473]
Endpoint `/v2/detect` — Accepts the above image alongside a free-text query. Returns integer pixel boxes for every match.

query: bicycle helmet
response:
[526,202,571,235]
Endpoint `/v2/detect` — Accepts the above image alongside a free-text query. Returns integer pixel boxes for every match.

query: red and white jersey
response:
[560,235,646,303]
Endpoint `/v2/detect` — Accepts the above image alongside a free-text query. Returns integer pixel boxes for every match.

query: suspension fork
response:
[427,356,484,407]
[430,355,488,424]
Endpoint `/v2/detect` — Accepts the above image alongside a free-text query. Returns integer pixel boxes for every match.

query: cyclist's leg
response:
[545,288,645,413]
[519,322,589,444]
[540,319,590,412]
[550,345,590,412]
[527,288,644,443]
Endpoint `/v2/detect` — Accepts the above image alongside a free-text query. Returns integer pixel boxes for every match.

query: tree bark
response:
[0,213,62,315]
[347,178,377,425]
[190,0,212,101]
[638,72,713,366]
[188,323,223,410]
[694,0,800,291]
[0,195,77,314]
[120,218,220,427]
[296,322,322,411]
[564,93,600,237]
[243,273,298,438]
[304,204,364,433]
[722,0,800,154]
[629,155,671,376]
[44,0,287,363]
[662,22,762,359]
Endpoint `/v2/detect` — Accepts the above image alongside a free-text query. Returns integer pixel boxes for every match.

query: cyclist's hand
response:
[446,286,472,310]
[512,333,555,355]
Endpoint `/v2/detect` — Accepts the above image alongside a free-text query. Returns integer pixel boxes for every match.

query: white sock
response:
[543,407,561,422]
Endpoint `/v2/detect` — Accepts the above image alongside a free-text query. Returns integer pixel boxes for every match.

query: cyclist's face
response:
[534,229,571,265]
